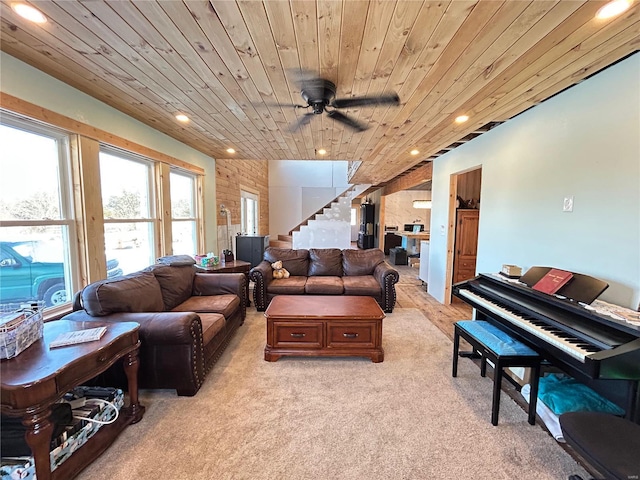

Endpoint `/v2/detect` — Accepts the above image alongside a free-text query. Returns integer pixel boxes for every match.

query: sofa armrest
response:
[373,261,399,286]
[192,272,246,320]
[62,310,206,396]
[374,262,400,313]
[249,261,273,311]
[62,310,202,346]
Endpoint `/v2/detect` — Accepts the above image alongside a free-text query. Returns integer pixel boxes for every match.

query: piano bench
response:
[559,411,640,480]
[453,320,542,426]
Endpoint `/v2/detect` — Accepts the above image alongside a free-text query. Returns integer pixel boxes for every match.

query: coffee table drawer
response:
[273,322,322,348]
[327,323,377,347]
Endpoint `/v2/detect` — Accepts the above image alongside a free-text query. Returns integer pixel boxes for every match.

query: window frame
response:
[169,168,200,256]
[240,188,259,235]
[99,146,159,274]
[0,114,79,314]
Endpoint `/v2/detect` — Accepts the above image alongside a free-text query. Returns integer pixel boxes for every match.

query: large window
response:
[1,110,205,316]
[100,148,157,275]
[170,170,197,255]
[0,118,76,311]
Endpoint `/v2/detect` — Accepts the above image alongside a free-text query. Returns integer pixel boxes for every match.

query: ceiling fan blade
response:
[289,112,314,132]
[326,110,368,132]
[331,92,400,109]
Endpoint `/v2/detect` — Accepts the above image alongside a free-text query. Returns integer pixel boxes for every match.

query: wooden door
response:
[453,209,479,284]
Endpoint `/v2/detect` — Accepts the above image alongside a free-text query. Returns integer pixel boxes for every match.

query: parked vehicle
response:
[0,241,122,307]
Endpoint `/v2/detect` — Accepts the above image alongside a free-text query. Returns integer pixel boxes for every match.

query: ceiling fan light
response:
[596,0,632,19]
[12,3,47,23]
[413,200,432,209]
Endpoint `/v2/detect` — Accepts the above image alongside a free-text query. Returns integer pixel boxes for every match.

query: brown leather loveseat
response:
[62,261,246,396]
[249,247,399,312]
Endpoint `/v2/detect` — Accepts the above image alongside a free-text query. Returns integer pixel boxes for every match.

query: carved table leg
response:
[24,407,54,480]
[122,348,145,423]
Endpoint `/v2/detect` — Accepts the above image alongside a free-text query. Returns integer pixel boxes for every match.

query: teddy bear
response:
[271,260,290,279]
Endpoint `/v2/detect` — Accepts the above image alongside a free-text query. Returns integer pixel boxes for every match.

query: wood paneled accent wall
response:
[457,168,482,205]
[215,159,269,235]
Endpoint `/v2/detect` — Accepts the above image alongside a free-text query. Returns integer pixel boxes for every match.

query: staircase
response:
[270,187,363,250]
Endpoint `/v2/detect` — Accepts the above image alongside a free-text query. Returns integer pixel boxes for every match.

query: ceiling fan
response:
[283,72,400,132]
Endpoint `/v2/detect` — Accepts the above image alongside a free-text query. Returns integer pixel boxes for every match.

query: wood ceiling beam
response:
[382,162,433,196]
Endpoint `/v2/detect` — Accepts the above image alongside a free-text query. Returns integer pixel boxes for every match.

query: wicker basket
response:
[0,308,44,359]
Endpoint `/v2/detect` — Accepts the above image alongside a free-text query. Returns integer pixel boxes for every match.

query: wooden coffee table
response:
[264,295,385,362]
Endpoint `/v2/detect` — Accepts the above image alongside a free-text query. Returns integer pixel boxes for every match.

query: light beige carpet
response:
[78,308,587,480]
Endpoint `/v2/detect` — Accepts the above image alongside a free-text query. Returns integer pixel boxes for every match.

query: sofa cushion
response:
[305,276,344,295]
[267,276,307,294]
[172,294,240,319]
[145,264,195,310]
[342,249,385,276]
[308,249,343,276]
[81,271,164,317]
[198,313,226,346]
[342,275,382,296]
[264,248,309,277]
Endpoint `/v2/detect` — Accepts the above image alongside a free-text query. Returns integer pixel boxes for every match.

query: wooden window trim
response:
[0,92,205,175]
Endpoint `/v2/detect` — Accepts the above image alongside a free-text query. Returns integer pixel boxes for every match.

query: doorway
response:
[444,167,482,304]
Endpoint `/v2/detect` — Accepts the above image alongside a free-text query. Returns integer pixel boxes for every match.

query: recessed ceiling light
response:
[175,114,189,123]
[317,148,327,155]
[12,3,47,23]
[226,148,236,154]
[410,149,419,155]
[596,0,632,19]
[455,115,469,124]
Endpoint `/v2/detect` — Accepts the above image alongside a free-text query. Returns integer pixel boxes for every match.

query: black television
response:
[404,224,424,232]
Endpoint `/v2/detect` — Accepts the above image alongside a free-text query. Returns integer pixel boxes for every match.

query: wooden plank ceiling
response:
[1,1,638,186]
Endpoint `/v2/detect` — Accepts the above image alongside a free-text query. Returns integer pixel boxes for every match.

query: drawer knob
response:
[343,333,358,338]
[290,333,305,338]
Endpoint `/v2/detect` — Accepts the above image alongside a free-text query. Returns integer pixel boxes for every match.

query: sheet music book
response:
[50,326,107,349]
[532,268,574,295]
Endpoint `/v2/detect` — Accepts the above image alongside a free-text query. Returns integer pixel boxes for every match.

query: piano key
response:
[457,289,595,362]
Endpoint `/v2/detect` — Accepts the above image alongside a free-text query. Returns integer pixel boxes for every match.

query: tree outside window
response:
[170,171,197,255]
[100,149,156,274]
[0,120,76,311]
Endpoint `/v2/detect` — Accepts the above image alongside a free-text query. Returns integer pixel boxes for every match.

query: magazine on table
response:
[50,326,107,349]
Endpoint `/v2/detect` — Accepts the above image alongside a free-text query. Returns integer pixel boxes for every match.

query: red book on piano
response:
[532,268,574,295]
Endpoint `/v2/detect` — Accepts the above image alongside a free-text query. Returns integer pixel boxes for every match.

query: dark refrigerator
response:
[357,203,375,249]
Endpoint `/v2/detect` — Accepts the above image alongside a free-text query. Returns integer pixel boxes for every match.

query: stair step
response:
[278,234,292,242]
[269,239,292,248]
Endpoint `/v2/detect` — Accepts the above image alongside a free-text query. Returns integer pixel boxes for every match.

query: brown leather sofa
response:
[249,247,399,312]
[62,262,246,396]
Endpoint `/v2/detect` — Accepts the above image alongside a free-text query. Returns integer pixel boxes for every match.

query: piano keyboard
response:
[457,289,602,362]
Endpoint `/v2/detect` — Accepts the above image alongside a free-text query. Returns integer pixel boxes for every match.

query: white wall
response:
[429,53,640,309]
[0,52,219,251]
[269,160,350,238]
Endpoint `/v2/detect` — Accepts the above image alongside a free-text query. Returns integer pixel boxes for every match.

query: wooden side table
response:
[1,320,145,480]
[196,259,252,306]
